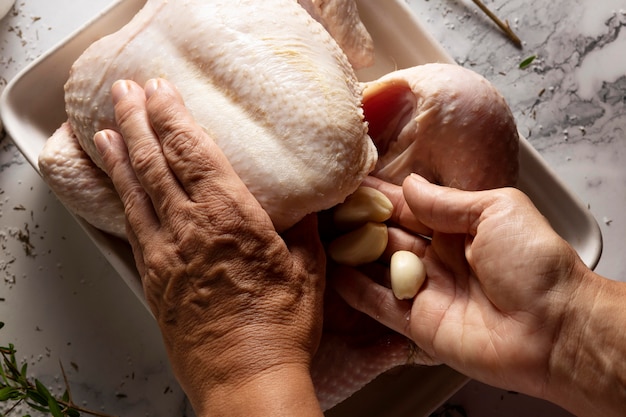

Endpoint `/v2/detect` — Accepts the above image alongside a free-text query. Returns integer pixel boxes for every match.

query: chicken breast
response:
[40,0,377,234]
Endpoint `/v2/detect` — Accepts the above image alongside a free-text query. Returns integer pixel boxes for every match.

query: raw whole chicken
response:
[38,0,519,412]
[40,0,377,236]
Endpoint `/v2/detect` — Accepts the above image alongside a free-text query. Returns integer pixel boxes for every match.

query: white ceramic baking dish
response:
[0,0,603,415]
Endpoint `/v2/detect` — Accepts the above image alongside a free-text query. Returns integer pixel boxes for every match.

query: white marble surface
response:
[0,1,624,416]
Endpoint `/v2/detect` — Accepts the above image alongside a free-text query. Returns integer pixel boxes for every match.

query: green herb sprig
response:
[0,322,117,417]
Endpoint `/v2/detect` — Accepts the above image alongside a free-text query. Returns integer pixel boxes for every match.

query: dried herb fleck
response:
[519,55,537,69]
[17,223,35,257]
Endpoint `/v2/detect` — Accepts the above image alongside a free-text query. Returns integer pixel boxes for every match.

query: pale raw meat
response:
[40,0,377,234]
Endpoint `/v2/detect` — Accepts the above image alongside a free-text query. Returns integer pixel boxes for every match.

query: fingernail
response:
[144,78,159,99]
[94,130,112,155]
[111,80,131,104]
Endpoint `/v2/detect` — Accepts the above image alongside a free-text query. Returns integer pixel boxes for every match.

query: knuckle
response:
[129,142,161,174]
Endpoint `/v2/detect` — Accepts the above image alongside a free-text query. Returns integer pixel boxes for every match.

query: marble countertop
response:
[0,1,624,416]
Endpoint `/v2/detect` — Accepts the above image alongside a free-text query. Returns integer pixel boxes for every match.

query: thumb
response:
[401,174,490,237]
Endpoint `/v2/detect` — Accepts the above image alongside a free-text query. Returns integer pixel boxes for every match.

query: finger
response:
[380,226,429,262]
[143,78,252,206]
[111,80,187,215]
[125,221,161,316]
[362,176,431,236]
[94,128,160,241]
[125,222,146,277]
[330,265,413,338]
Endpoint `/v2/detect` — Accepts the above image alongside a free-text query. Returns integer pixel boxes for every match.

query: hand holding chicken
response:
[95,78,327,416]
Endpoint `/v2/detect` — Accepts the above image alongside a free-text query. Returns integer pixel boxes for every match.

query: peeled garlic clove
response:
[390,250,426,300]
[333,186,393,230]
[328,222,388,266]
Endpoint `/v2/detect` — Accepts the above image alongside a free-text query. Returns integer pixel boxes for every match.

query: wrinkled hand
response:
[332,174,589,398]
[93,79,325,414]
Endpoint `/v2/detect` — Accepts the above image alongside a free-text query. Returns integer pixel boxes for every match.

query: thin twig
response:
[58,360,119,417]
[3,397,24,415]
[59,361,73,405]
[57,401,119,417]
[471,0,522,48]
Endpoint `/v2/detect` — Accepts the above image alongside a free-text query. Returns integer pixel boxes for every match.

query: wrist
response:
[159,319,321,415]
[192,363,323,417]
[545,265,626,417]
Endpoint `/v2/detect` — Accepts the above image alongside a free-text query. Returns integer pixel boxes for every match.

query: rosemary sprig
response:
[471,0,522,48]
[0,322,117,417]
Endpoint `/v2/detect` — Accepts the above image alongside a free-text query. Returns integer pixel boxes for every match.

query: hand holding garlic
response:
[332,175,626,417]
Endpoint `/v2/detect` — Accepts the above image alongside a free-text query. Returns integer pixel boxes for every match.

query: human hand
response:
[93,78,325,416]
[332,174,591,398]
